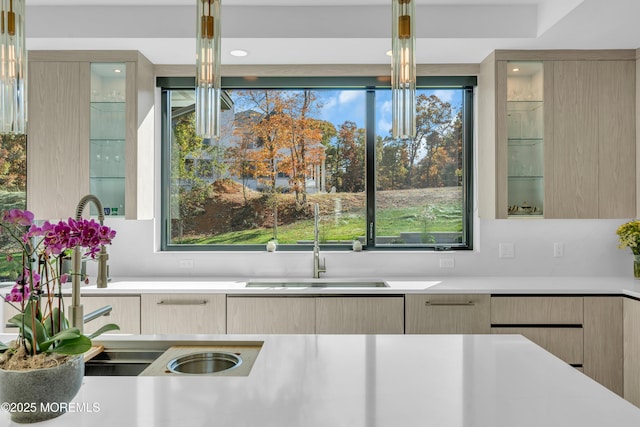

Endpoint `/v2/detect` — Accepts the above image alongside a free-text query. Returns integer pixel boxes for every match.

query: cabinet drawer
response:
[491,296,583,324]
[316,297,404,334]
[227,297,315,334]
[405,294,490,334]
[491,327,583,365]
[3,295,141,334]
[141,294,226,334]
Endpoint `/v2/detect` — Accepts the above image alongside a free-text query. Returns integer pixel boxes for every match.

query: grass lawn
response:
[177,202,463,245]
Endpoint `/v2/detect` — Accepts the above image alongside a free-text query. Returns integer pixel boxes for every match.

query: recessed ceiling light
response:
[512,67,520,72]
[385,50,392,57]
[230,49,248,57]
[113,68,122,73]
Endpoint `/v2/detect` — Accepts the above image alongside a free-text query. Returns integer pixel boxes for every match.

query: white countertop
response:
[2,333,639,427]
[75,276,640,298]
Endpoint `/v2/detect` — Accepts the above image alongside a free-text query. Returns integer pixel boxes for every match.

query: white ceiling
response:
[24,0,640,65]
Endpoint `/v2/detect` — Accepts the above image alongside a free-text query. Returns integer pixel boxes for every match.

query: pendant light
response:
[196,0,221,139]
[391,0,416,140]
[0,0,26,135]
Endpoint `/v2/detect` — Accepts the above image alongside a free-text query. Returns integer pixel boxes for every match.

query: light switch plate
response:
[439,258,455,268]
[553,242,564,257]
[178,259,194,269]
[499,243,515,258]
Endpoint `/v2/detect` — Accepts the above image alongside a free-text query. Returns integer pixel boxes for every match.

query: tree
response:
[170,111,227,240]
[404,94,454,187]
[377,135,408,190]
[281,90,324,204]
[230,90,326,203]
[338,121,365,192]
[0,134,27,192]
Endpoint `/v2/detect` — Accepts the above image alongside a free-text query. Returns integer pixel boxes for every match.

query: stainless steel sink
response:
[85,349,166,376]
[85,339,263,377]
[245,281,388,288]
[167,351,242,374]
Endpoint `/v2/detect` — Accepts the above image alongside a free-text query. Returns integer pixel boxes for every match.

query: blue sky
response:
[316,89,463,138]
[231,88,463,140]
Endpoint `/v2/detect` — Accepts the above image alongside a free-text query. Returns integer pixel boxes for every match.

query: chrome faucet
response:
[68,194,111,333]
[313,203,326,279]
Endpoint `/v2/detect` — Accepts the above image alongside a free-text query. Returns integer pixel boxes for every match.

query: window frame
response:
[159,76,476,252]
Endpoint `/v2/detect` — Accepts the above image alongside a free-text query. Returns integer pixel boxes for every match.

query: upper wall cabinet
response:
[26,51,155,220]
[479,50,636,219]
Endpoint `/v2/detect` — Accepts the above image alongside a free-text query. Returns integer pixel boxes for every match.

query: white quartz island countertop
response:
[1,333,640,427]
[77,276,640,298]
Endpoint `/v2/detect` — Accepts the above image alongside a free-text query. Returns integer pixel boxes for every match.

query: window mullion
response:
[365,88,376,248]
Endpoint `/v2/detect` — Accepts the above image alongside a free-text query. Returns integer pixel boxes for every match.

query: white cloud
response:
[379,99,392,115]
[321,96,338,110]
[431,90,454,104]
[377,119,392,136]
[338,91,363,105]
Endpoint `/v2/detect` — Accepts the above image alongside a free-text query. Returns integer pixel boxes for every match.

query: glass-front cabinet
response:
[90,63,126,217]
[505,61,544,217]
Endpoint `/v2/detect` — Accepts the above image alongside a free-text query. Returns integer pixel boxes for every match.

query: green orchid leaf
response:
[8,313,50,352]
[43,307,69,336]
[40,328,82,347]
[0,341,8,352]
[48,335,92,355]
[87,323,120,339]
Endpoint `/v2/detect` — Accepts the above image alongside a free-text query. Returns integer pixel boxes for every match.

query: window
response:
[160,76,474,251]
[0,133,27,280]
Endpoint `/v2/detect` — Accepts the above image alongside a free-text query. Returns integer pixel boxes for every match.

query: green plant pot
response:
[0,355,84,423]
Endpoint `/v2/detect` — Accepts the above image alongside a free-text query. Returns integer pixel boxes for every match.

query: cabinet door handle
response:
[425,301,475,306]
[157,300,208,306]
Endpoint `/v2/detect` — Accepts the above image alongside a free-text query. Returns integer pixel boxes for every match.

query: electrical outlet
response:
[498,243,515,258]
[439,258,455,268]
[553,242,564,257]
[179,259,194,269]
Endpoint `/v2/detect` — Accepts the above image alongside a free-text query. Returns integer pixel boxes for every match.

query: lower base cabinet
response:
[77,295,141,335]
[405,294,490,334]
[2,295,141,335]
[141,294,226,334]
[226,296,404,334]
[491,326,583,365]
[227,297,315,334]
[316,297,404,334]
[624,298,640,405]
[583,297,623,396]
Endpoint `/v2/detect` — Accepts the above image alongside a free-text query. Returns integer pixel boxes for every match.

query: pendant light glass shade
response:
[196,0,221,139]
[0,0,26,135]
[391,0,415,140]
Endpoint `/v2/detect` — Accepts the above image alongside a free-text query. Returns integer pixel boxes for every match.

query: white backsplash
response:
[89,217,633,279]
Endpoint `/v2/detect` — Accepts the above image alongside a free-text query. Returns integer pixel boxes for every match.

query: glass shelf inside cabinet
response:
[90,63,126,217]
[506,61,544,217]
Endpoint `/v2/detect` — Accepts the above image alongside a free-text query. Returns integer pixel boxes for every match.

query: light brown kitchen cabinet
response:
[315,296,404,334]
[624,297,640,406]
[491,295,583,324]
[73,295,141,335]
[480,50,636,219]
[491,326,583,365]
[405,294,490,334]
[226,296,315,334]
[141,294,226,334]
[27,50,154,220]
[490,296,584,366]
[583,297,623,396]
[2,295,141,335]
[546,60,636,218]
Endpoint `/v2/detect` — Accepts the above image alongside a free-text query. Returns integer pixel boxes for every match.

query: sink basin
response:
[167,351,242,375]
[85,349,165,376]
[245,281,388,288]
